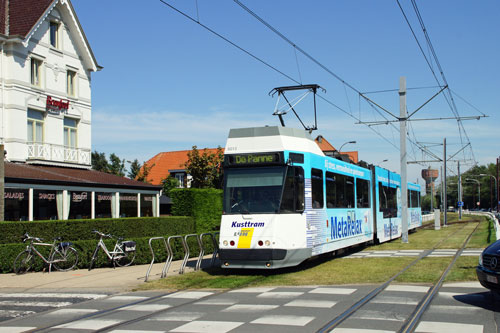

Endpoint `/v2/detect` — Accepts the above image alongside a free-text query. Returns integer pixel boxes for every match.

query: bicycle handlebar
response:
[22,233,43,242]
[92,230,113,239]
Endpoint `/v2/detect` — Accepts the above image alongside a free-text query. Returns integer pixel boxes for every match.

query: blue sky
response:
[72,0,499,187]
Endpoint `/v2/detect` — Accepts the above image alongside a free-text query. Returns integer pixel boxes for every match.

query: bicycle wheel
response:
[13,250,34,274]
[114,249,136,267]
[88,246,99,271]
[50,247,78,272]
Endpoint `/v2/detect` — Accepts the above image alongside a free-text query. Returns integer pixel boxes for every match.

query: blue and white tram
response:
[219,126,421,269]
[408,182,422,230]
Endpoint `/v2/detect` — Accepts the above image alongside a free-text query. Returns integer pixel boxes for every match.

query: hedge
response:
[0,216,220,273]
[1,234,216,274]
[170,188,223,233]
[0,216,195,244]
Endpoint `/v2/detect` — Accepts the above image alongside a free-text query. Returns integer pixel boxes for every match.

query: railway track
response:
[317,220,482,333]
[9,219,485,333]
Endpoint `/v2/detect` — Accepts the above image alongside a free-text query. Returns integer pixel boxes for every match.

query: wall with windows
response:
[0,4,94,167]
[4,186,160,221]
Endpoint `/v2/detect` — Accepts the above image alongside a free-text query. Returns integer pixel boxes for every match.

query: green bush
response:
[1,234,216,273]
[171,188,223,233]
[0,216,220,274]
[0,217,195,244]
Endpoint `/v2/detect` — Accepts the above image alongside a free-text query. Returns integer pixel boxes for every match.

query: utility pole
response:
[0,144,4,222]
[443,138,447,226]
[497,157,499,213]
[400,77,408,243]
[458,161,462,220]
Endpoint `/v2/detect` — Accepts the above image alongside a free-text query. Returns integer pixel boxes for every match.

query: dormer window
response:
[50,21,59,48]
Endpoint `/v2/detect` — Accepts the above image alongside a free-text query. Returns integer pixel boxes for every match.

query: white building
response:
[1,0,161,221]
[1,0,99,168]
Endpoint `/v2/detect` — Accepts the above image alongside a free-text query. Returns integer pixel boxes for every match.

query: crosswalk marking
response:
[163,291,214,299]
[250,315,315,326]
[170,320,244,333]
[222,304,279,312]
[0,300,73,307]
[54,319,123,330]
[148,311,205,321]
[415,321,483,333]
[284,299,337,308]
[0,293,106,299]
[310,287,356,295]
[0,327,37,333]
[385,285,430,293]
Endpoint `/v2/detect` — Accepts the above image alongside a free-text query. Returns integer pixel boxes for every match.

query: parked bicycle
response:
[13,233,79,274]
[88,230,136,270]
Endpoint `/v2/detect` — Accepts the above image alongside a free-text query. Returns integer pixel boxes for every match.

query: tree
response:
[161,175,179,197]
[91,151,109,173]
[108,153,125,177]
[184,146,224,189]
[127,159,141,179]
[136,161,155,183]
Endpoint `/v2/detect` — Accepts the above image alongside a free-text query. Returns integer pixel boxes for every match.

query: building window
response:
[50,21,59,48]
[67,70,76,96]
[64,117,77,148]
[175,174,184,188]
[27,109,44,143]
[31,58,42,87]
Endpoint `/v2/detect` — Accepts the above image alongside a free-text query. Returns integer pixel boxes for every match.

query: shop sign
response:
[120,195,137,201]
[97,194,112,201]
[72,192,88,202]
[46,96,69,114]
[4,191,25,200]
[39,192,56,200]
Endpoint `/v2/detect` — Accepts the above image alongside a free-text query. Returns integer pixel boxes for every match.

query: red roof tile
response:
[142,148,223,185]
[5,162,161,190]
[2,0,54,37]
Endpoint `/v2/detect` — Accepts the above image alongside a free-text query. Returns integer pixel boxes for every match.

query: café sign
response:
[46,96,69,114]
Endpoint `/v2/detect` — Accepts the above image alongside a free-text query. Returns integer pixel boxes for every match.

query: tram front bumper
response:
[219,248,311,269]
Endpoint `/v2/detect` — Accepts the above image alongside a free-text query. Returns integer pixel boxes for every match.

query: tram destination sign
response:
[225,152,283,167]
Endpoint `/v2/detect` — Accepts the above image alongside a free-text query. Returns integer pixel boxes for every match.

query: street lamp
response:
[466,178,481,209]
[377,159,389,165]
[338,140,356,152]
[479,174,497,211]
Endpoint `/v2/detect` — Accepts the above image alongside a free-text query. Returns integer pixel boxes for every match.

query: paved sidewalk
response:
[0,257,213,293]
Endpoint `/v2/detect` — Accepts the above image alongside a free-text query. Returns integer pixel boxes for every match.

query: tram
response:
[218,126,422,269]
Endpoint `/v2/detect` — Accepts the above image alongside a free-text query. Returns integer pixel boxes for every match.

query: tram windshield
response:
[223,165,304,214]
[224,167,284,214]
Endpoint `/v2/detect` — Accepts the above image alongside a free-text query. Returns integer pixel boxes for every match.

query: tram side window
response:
[356,178,370,208]
[311,168,324,209]
[410,190,420,207]
[280,166,305,213]
[379,184,397,218]
[325,172,354,208]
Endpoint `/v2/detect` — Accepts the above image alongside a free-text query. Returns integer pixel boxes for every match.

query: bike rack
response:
[200,232,219,268]
[168,235,188,274]
[145,237,170,282]
[145,232,220,281]
[182,234,201,273]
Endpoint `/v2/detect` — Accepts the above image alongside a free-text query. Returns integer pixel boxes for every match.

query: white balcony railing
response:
[27,143,91,166]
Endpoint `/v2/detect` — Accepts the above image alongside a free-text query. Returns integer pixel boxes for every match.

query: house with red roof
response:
[1,0,161,221]
[143,148,223,187]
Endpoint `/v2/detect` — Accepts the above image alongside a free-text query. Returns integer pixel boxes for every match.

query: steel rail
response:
[317,221,474,332]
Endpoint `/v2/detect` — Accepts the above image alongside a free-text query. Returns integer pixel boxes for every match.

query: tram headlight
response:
[265,240,271,246]
[223,240,228,246]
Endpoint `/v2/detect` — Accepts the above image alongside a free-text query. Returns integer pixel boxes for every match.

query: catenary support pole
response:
[458,161,462,220]
[400,77,408,243]
[443,138,447,226]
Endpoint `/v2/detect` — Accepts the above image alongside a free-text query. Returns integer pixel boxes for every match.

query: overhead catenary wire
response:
[158,0,410,152]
